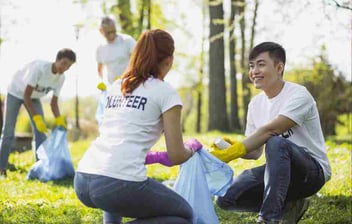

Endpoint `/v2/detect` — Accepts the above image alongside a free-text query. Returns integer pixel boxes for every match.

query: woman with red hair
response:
[74,29,201,224]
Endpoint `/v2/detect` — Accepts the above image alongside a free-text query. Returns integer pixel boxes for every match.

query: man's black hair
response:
[56,48,76,63]
[249,42,286,65]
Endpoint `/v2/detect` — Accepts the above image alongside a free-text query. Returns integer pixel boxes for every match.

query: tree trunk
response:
[239,0,251,129]
[147,0,151,29]
[116,0,134,35]
[181,90,193,132]
[196,0,207,133]
[75,80,80,129]
[208,0,229,131]
[0,94,3,137]
[137,0,151,34]
[196,91,202,133]
[249,0,259,50]
[229,0,241,132]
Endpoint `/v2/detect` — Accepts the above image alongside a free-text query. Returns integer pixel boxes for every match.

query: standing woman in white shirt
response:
[74,29,202,224]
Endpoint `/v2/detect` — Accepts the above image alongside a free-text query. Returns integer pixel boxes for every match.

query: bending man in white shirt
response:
[0,48,76,178]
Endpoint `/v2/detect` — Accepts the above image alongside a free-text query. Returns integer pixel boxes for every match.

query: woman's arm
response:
[162,105,193,165]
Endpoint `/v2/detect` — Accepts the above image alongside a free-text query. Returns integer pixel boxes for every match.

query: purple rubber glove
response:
[184,138,203,152]
[145,151,173,167]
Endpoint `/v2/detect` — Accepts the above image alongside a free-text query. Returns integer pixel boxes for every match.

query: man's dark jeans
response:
[216,136,325,222]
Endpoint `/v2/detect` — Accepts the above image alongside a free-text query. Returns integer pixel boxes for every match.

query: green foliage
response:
[1,132,351,223]
[104,0,169,39]
[286,47,352,137]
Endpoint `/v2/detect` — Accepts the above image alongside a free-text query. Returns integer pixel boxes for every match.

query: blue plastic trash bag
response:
[26,127,75,182]
[95,91,107,126]
[173,149,233,224]
[198,149,234,196]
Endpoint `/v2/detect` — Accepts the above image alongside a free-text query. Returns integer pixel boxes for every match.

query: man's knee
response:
[216,196,233,210]
[266,136,285,147]
[265,136,288,154]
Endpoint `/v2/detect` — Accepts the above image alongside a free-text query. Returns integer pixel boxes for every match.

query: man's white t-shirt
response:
[96,33,136,84]
[245,81,331,182]
[8,60,65,99]
[77,77,182,181]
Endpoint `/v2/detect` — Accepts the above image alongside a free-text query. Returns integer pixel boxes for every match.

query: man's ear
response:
[277,62,284,75]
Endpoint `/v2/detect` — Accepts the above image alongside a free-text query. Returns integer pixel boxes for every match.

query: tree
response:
[208,0,229,131]
[0,94,2,137]
[308,55,351,136]
[238,0,252,130]
[0,36,2,137]
[196,0,207,133]
[228,0,241,132]
[287,47,352,137]
[138,0,151,33]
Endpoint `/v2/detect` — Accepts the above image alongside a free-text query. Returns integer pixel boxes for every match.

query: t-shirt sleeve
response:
[159,85,183,113]
[279,89,314,126]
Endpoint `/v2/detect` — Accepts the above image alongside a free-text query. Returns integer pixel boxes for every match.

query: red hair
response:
[121,29,174,96]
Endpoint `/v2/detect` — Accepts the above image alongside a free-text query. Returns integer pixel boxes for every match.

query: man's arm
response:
[97,63,104,79]
[24,85,48,133]
[242,115,297,154]
[50,95,60,117]
[24,85,36,116]
[241,147,264,160]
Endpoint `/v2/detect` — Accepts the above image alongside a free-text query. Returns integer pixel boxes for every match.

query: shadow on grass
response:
[8,163,27,174]
[215,194,352,224]
[51,177,74,187]
[25,176,74,187]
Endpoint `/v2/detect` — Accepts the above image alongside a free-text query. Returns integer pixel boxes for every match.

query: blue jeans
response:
[74,172,193,224]
[216,136,325,222]
[0,93,47,170]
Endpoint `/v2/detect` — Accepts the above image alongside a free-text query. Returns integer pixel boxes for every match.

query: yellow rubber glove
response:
[97,82,107,91]
[33,115,48,133]
[210,138,247,163]
[55,116,67,129]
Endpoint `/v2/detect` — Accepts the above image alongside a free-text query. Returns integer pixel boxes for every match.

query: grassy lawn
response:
[0,132,351,223]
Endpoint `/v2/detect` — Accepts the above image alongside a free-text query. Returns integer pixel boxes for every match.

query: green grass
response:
[1,132,351,224]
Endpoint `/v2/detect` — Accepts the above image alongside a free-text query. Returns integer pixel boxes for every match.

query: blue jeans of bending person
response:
[0,93,47,170]
[74,172,193,224]
[216,136,325,222]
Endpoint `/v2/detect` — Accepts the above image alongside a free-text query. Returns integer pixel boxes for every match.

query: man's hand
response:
[210,137,247,163]
[55,116,67,129]
[97,82,107,91]
[33,115,48,133]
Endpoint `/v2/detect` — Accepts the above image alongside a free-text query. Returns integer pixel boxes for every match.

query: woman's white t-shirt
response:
[77,78,182,181]
[8,60,65,99]
[245,81,331,182]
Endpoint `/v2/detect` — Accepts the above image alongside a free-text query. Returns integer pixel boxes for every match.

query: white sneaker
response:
[281,198,310,224]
